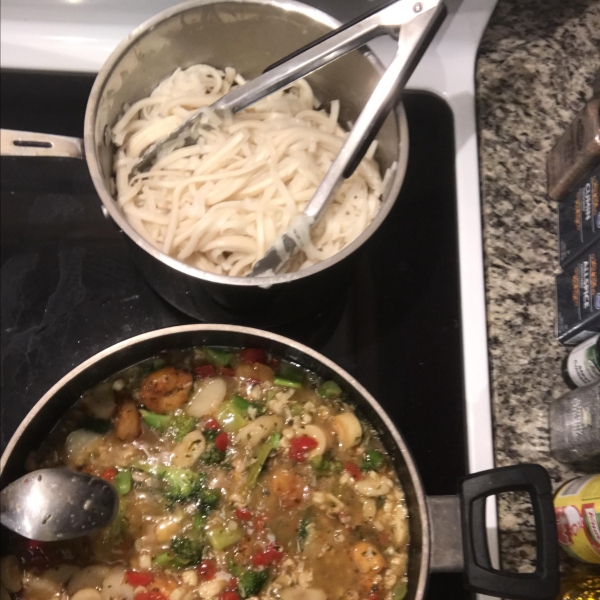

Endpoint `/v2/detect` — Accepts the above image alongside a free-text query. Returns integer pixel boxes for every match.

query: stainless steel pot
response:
[0,325,559,600]
[0,0,409,327]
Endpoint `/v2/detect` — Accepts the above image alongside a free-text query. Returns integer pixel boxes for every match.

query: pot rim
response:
[0,324,429,597]
[83,0,409,288]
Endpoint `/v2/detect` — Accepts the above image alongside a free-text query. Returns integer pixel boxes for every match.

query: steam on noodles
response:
[112,64,384,277]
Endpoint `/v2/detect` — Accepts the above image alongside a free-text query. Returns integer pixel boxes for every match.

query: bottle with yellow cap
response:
[554,474,600,565]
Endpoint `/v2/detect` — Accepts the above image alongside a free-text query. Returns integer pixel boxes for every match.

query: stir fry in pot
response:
[1,348,409,600]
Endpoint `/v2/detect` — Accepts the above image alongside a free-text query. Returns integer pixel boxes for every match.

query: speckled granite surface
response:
[475,0,600,575]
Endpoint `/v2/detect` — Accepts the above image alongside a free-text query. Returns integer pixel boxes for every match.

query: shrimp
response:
[351,542,386,573]
[113,399,141,442]
[269,469,307,508]
[139,367,193,413]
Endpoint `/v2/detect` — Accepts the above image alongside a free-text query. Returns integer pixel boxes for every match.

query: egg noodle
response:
[113,64,384,276]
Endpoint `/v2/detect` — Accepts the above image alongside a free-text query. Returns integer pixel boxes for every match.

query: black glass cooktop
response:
[1,71,469,599]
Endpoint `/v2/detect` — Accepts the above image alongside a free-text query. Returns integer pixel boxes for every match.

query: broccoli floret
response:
[154,552,188,569]
[170,536,204,566]
[238,570,269,598]
[198,488,220,514]
[141,410,197,442]
[203,428,220,442]
[140,409,172,431]
[167,413,197,442]
[137,464,216,508]
[201,446,226,465]
[360,449,385,472]
[154,466,206,504]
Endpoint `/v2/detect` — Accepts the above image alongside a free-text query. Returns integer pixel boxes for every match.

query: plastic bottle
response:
[563,334,600,389]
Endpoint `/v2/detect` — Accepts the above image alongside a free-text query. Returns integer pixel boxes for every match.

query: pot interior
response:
[1,326,427,599]
[85,0,407,285]
[91,0,400,185]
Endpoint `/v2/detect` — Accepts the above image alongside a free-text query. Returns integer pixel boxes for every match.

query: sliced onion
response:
[67,566,109,596]
[185,377,227,417]
[81,381,116,420]
[171,430,206,467]
[101,567,134,600]
[236,415,283,446]
[64,430,102,466]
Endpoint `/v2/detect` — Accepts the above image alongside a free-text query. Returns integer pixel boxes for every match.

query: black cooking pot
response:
[0,325,559,600]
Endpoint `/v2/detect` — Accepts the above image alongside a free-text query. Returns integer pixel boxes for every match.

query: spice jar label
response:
[555,475,600,564]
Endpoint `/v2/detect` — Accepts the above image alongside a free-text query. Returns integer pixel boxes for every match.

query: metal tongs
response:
[132,0,446,276]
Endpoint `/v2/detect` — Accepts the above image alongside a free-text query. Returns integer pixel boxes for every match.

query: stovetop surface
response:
[1,71,469,598]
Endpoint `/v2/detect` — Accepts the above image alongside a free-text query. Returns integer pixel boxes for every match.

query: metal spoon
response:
[0,468,118,541]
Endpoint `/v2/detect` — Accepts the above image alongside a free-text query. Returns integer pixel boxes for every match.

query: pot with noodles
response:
[0,0,409,325]
[113,66,385,278]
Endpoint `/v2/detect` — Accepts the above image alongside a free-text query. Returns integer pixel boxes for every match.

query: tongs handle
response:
[133,0,442,175]
[249,0,446,276]
[216,0,434,114]
[336,1,446,182]
[261,0,404,74]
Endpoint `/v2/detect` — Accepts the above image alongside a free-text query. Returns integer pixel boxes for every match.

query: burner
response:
[2,71,469,598]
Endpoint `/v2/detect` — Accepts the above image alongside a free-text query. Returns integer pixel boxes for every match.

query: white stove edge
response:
[399,1,500,592]
[1,0,500,593]
[394,0,500,590]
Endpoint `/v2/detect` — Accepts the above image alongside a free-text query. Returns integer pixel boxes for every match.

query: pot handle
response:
[459,463,559,600]
[1,129,84,159]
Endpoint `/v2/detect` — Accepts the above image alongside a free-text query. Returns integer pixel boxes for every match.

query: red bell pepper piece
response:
[225,578,238,592]
[217,366,235,377]
[214,432,229,452]
[194,364,216,378]
[197,559,217,581]
[241,348,267,364]
[101,467,118,482]
[252,542,284,567]
[21,538,50,569]
[234,508,252,521]
[344,461,362,481]
[204,418,221,430]
[126,571,155,587]
[289,435,318,462]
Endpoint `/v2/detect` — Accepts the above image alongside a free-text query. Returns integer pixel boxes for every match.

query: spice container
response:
[547,97,600,203]
[563,333,600,388]
[549,382,600,468]
[554,475,600,565]
[558,165,600,269]
[556,240,600,345]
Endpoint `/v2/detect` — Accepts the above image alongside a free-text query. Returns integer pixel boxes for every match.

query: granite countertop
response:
[476,0,600,575]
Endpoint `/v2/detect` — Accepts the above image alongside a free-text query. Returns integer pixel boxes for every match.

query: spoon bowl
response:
[0,468,118,541]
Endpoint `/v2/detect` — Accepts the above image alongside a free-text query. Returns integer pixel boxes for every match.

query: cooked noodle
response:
[112,64,383,276]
